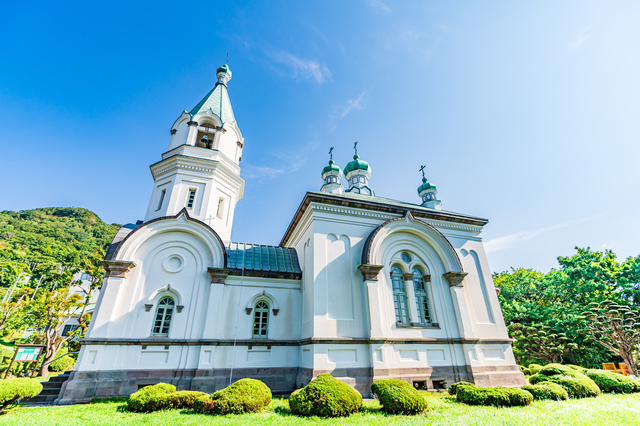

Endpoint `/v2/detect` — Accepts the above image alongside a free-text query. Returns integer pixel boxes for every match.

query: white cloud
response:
[241,164,285,179]
[365,0,391,14]
[569,27,593,50]
[328,92,367,130]
[484,215,600,253]
[266,50,331,84]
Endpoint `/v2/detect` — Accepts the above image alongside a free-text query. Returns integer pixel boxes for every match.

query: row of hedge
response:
[0,378,43,412]
[127,374,430,418]
[451,363,640,408]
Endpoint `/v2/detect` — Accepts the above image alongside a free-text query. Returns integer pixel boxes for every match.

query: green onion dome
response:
[321,159,342,177]
[417,177,436,194]
[344,154,371,176]
[216,64,232,82]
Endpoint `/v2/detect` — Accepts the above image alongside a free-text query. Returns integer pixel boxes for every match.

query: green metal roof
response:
[344,154,371,176]
[227,242,302,276]
[418,177,437,193]
[189,82,236,124]
[321,159,342,177]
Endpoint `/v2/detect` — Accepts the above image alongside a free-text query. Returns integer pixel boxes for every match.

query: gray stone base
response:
[56,364,526,404]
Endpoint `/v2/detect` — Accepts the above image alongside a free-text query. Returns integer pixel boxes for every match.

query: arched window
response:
[391,266,410,325]
[252,301,269,338]
[152,297,174,336]
[412,268,432,325]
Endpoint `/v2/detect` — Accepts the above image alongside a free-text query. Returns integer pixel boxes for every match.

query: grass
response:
[1,393,639,425]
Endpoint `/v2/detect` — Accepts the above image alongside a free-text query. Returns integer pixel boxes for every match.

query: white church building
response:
[58,63,525,403]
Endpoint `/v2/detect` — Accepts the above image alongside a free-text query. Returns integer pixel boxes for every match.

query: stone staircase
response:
[23,373,70,404]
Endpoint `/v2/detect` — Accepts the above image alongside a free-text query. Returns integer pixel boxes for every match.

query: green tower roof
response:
[189,65,235,124]
[344,154,371,176]
[417,177,436,193]
[321,159,342,177]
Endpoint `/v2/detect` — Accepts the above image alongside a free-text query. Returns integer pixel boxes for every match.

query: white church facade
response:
[58,64,525,404]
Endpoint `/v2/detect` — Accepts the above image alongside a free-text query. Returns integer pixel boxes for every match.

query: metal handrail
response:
[19,352,79,378]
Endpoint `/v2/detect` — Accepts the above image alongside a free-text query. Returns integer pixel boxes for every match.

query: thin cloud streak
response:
[484,215,600,253]
[265,50,332,84]
[365,0,391,14]
[328,92,367,130]
[569,27,592,49]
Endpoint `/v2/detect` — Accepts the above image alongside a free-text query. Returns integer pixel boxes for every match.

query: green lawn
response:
[2,393,639,426]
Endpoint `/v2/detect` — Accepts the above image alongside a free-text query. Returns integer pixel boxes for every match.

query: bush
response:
[586,369,640,394]
[447,381,474,396]
[289,374,362,417]
[522,382,569,401]
[0,378,43,412]
[529,368,600,399]
[528,364,543,375]
[126,383,176,412]
[456,383,532,407]
[519,365,531,375]
[370,379,428,415]
[564,364,588,374]
[49,348,75,372]
[194,378,271,415]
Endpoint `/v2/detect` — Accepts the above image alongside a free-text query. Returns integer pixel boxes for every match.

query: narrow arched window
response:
[412,268,432,325]
[252,301,269,338]
[152,297,174,336]
[391,266,410,325]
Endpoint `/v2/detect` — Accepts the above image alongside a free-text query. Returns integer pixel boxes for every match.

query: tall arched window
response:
[152,297,174,336]
[391,266,410,325]
[252,301,269,338]
[412,268,432,325]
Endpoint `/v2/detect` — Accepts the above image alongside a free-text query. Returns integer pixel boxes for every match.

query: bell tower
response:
[143,63,245,242]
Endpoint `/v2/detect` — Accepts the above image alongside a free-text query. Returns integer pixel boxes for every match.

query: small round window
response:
[401,252,411,263]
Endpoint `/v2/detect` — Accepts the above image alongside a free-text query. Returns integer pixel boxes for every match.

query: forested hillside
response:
[0,208,120,266]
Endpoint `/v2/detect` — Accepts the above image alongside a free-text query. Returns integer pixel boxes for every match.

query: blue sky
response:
[1,1,639,273]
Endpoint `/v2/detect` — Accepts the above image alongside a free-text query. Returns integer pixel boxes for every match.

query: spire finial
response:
[353,141,358,157]
[226,52,229,65]
[419,165,426,179]
[328,147,334,161]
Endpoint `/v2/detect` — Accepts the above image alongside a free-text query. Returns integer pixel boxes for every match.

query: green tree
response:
[580,301,640,376]
[72,248,106,336]
[509,323,578,364]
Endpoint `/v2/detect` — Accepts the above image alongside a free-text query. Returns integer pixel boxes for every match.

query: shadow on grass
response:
[273,406,296,417]
[91,397,128,404]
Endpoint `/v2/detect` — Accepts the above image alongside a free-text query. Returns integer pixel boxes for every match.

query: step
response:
[47,374,70,383]
[42,381,64,389]
[23,394,58,403]
[39,388,63,396]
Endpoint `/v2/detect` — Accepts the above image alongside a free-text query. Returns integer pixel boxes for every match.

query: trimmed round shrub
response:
[194,378,271,415]
[586,369,640,394]
[0,378,43,412]
[564,364,588,374]
[127,383,176,412]
[456,383,533,407]
[522,382,569,401]
[519,365,531,376]
[528,364,543,375]
[447,381,474,396]
[289,374,362,417]
[535,363,582,377]
[371,379,428,415]
[529,374,600,398]
[160,391,208,410]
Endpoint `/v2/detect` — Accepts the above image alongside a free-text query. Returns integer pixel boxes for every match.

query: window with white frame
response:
[152,297,174,336]
[186,189,196,209]
[391,266,410,325]
[412,268,432,325]
[62,324,79,336]
[252,301,269,338]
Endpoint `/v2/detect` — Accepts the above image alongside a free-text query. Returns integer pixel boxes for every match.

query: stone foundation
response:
[56,364,526,404]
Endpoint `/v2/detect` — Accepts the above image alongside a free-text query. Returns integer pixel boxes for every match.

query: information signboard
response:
[15,346,43,362]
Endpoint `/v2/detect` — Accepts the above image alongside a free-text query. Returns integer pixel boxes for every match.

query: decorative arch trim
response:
[146,283,184,313]
[361,211,463,273]
[111,208,227,268]
[246,290,280,316]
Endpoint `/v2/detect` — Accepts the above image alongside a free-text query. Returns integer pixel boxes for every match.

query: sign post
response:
[4,345,46,379]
